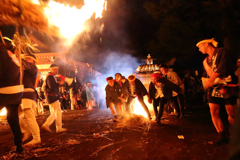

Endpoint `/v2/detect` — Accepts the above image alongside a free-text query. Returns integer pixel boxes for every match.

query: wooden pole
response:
[16,27,22,85]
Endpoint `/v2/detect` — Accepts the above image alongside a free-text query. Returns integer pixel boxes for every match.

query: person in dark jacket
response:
[60,86,68,111]
[0,47,24,153]
[125,75,152,119]
[41,64,67,133]
[105,77,123,120]
[18,54,41,146]
[148,72,183,123]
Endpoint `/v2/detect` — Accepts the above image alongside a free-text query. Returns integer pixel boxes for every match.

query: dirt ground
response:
[0,105,230,160]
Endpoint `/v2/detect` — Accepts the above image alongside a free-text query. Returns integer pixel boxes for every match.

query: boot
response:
[212,131,229,145]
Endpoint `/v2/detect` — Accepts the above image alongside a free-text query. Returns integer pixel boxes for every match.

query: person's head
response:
[160,64,168,75]
[151,72,161,84]
[196,38,218,54]
[24,54,37,64]
[128,75,136,85]
[121,76,126,83]
[49,64,59,75]
[87,83,91,87]
[106,76,114,87]
[237,59,240,68]
[115,73,122,81]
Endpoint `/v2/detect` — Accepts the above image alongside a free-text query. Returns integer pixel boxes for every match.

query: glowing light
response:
[0,107,7,116]
[131,98,148,118]
[32,0,105,46]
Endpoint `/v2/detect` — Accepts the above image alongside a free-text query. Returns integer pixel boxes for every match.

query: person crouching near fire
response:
[105,77,124,121]
[126,75,152,119]
[148,72,183,124]
[18,54,41,146]
[115,73,122,87]
[41,64,67,133]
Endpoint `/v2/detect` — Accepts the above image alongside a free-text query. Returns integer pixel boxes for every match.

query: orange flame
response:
[0,107,7,116]
[131,96,153,118]
[33,0,105,46]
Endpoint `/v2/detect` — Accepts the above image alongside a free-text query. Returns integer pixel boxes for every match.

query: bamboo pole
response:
[0,31,6,45]
[15,27,22,85]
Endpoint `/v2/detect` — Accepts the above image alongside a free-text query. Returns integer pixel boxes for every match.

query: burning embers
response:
[32,0,106,46]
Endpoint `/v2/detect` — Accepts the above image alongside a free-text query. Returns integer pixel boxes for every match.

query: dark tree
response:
[144,0,240,63]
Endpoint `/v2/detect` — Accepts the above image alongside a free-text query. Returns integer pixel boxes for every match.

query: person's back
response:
[0,47,23,106]
[0,47,24,153]
[43,74,59,104]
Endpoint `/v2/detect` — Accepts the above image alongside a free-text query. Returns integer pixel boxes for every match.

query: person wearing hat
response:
[18,54,41,146]
[41,64,67,133]
[125,75,152,119]
[148,72,183,123]
[105,77,123,120]
[0,46,24,153]
[196,38,238,145]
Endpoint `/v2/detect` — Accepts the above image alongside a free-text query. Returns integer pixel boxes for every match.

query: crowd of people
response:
[1,37,240,159]
[105,69,185,123]
[37,79,103,114]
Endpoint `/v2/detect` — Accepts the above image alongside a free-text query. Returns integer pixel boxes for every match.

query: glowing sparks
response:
[0,107,7,116]
[32,0,105,46]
